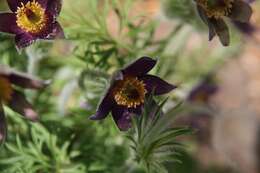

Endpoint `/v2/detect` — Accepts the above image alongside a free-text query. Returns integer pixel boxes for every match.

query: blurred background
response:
[0,0,260,172]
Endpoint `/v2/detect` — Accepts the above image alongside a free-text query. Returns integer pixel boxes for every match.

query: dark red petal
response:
[46,0,62,17]
[210,18,230,46]
[39,22,65,39]
[196,5,216,40]
[0,13,22,34]
[89,90,114,120]
[7,0,48,12]
[9,74,48,89]
[0,105,7,143]
[15,33,35,49]
[208,22,216,41]
[140,75,176,95]
[8,90,39,121]
[37,0,48,8]
[111,106,132,131]
[0,65,48,89]
[229,0,252,22]
[7,0,23,12]
[196,5,208,24]
[122,57,157,76]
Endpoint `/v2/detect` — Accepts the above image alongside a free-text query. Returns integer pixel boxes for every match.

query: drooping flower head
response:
[0,65,48,142]
[187,74,218,103]
[174,74,218,145]
[195,0,252,46]
[0,0,64,49]
[90,57,176,131]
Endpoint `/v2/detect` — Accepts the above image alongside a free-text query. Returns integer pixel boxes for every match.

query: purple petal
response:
[229,0,252,22]
[89,90,114,120]
[37,0,48,8]
[46,0,62,17]
[196,5,216,40]
[8,90,39,121]
[0,67,48,89]
[111,106,132,131]
[15,33,35,49]
[0,13,22,34]
[7,0,48,12]
[210,18,230,46]
[39,22,65,39]
[7,0,23,12]
[122,57,157,76]
[9,74,48,89]
[140,75,176,95]
[0,105,7,143]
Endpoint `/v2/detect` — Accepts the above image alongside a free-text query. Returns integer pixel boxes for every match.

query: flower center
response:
[197,0,234,18]
[113,76,147,108]
[0,76,13,103]
[16,0,47,33]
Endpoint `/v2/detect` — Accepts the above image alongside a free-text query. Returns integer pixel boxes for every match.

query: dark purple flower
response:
[195,0,253,46]
[177,75,217,145]
[0,0,64,49]
[187,75,218,103]
[90,57,176,131]
[0,65,48,142]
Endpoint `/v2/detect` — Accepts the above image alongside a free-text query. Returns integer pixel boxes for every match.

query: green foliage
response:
[1,123,85,173]
[0,107,128,173]
[127,97,192,173]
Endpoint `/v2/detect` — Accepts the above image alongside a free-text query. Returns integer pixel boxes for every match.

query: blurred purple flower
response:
[0,0,64,49]
[90,57,176,131]
[195,0,253,46]
[0,65,48,142]
[174,75,218,145]
[187,75,218,103]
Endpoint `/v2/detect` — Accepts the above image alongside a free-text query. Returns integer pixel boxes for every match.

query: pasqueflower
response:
[187,75,218,103]
[0,0,64,49]
[195,0,252,46]
[90,57,176,131]
[0,65,47,141]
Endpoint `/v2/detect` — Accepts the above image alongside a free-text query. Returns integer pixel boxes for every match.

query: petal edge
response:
[0,13,22,34]
[89,90,114,120]
[140,75,176,95]
[122,57,157,76]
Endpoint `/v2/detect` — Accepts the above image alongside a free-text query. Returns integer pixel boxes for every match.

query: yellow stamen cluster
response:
[0,76,13,103]
[113,76,147,108]
[16,0,47,33]
[197,0,234,19]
